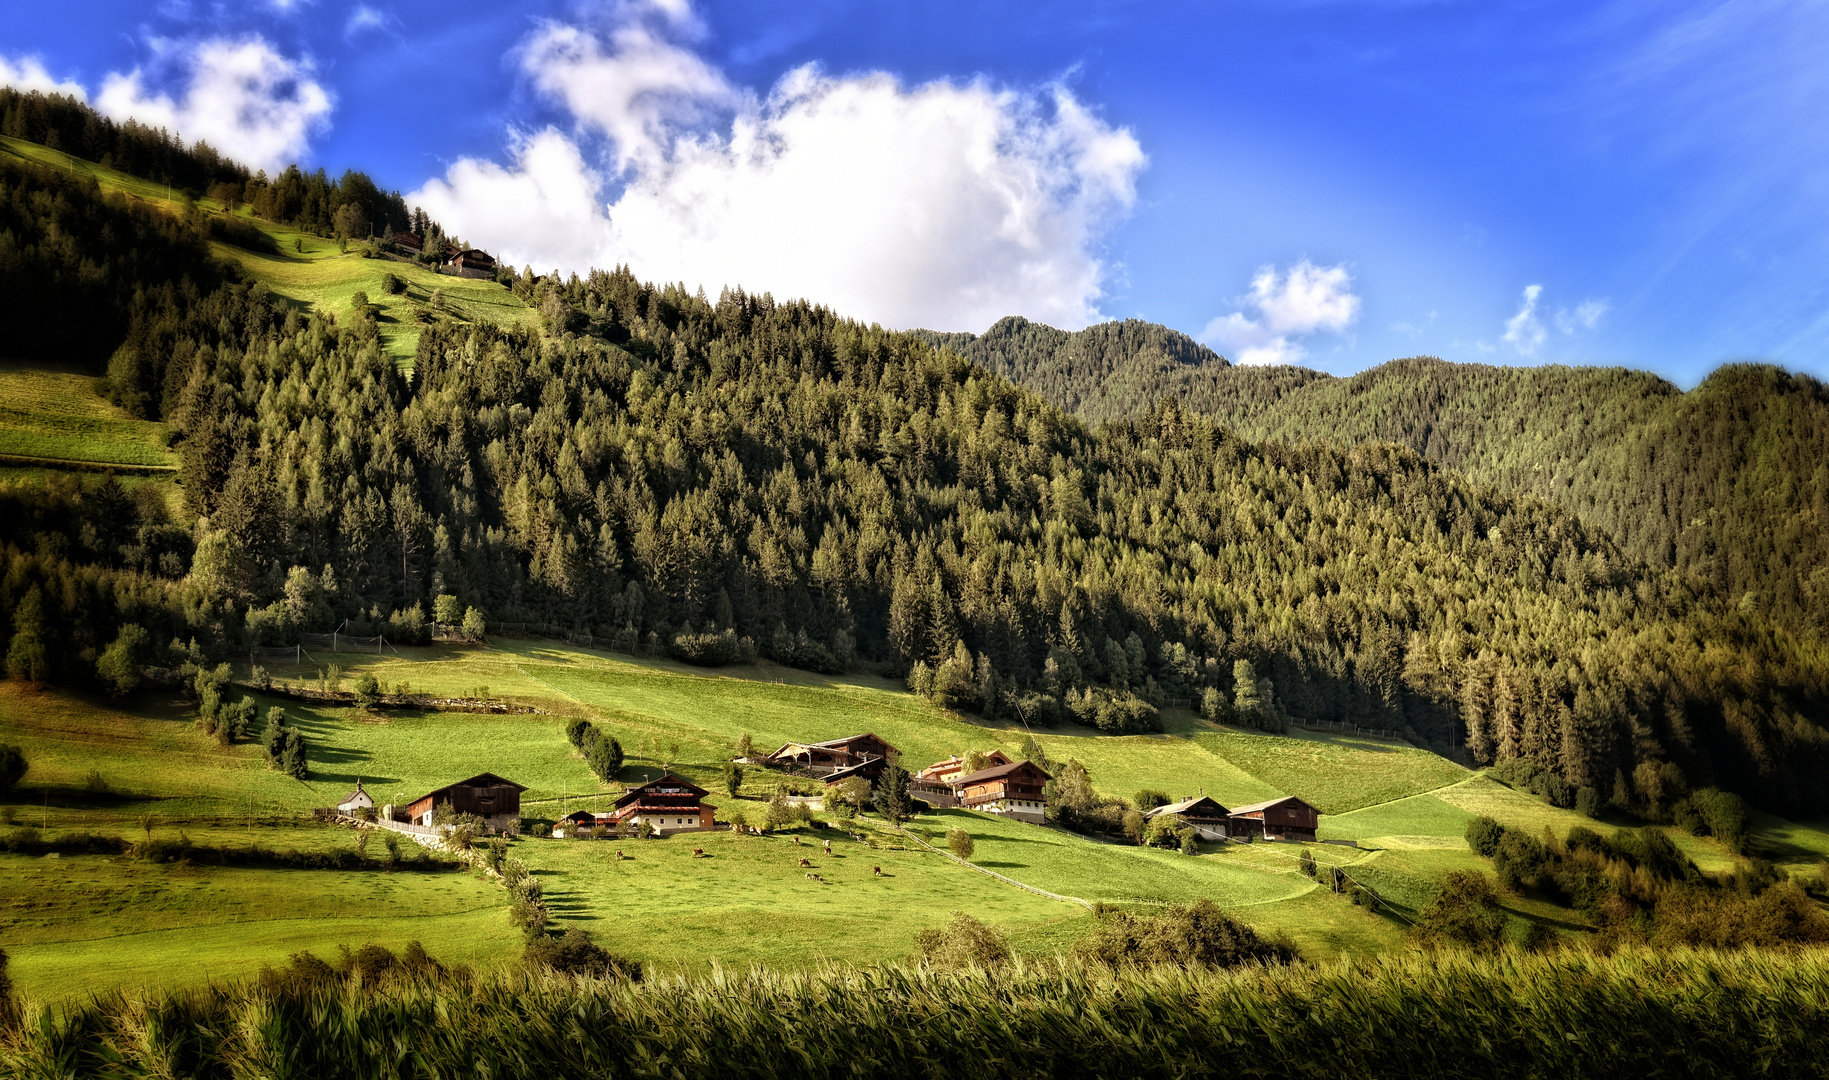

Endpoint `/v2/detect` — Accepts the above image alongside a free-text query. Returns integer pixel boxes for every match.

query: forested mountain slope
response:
[1,115,1827,814]
[933,320,1829,635]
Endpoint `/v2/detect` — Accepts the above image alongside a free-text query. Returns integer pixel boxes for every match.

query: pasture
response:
[3,637,1826,1004]
[0,362,175,469]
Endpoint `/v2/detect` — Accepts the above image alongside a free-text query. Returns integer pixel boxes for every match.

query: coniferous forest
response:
[2,94,1828,820]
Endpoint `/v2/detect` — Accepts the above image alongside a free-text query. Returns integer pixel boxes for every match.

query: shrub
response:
[1575,786,1602,819]
[565,718,592,748]
[1464,815,1504,857]
[587,735,623,783]
[1133,790,1171,812]
[380,272,407,295]
[1416,870,1507,950]
[671,628,741,666]
[913,912,1011,968]
[0,744,26,797]
[525,929,641,979]
[1075,899,1297,970]
[946,826,975,862]
[353,673,381,706]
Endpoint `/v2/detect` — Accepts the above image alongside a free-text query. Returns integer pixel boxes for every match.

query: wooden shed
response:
[1143,795,1232,840]
[401,772,526,832]
[1225,795,1320,841]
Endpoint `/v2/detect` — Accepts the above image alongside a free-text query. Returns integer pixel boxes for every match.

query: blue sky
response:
[4,0,1826,384]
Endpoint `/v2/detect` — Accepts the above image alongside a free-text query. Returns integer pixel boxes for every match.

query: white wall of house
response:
[979,799,1046,823]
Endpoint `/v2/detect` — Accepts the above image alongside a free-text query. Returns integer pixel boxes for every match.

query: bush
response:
[525,929,641,979]
[587,734,624,783]
[1687,788,1748,854]
[0,743,26,797]
[1575,786,1601,819]
[913,912,1011,968]
[1133,790,1171,812]
[1066,687,1161,734]
[565,718,591,748]
[1464,816,1505,857]
[1075,899,1297,970]
[670,628,742,666]
[1416,870,1507,950]
[946,826,974,862]
[380,272,407,295]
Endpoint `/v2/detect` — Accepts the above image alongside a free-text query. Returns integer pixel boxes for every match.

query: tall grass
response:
[7,948,1829,1078]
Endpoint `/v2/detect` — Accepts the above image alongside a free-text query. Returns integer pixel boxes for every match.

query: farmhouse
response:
[1143,795,1232,840]
[449,248,497,278]
[391,230,423,254]
[400,773,526,832]
[917,750,1009,784]
[553,809,608,839]
[1225,795,1320,841]
[765,733,897,780]
[336,780,374,815]
[952,759,1049,823]
[606,773,717,835]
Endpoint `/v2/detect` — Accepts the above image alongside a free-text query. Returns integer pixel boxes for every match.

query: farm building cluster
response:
[760,734,1320,841]
[342,737,1320,847]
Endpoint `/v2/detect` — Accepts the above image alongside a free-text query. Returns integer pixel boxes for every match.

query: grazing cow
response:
[615,850,625,860]
[794,835,801,845]
[798,856,812,867]
[873,865,882,876]
[692,848,704,857]
[823,839,832,854]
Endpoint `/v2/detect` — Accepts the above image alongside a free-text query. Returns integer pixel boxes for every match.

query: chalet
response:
[1142,795,1232,840]
[605,773,717,835]
[553,809,608,839]
[766,733,897,777]
[391,230,423,255]
[952,759,1049,823]
[917,750,1009,785]
[337,779,374,814]
[1225,795,1320,841]
[449,248,497,278]
[401,772,526,832]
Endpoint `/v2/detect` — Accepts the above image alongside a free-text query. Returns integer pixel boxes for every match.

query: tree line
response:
[1,133,1828,815]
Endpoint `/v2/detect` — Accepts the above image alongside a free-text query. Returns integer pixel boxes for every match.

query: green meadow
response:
[0,362,175,469]
[0,133,541,369]
[1,638,1824,1004]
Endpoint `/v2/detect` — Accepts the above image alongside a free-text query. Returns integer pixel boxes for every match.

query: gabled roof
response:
[338,780,370,804]
[612,773,709,808]
[1144,795,1230,819]
[953,759,1045,786]
[809,732,893,752]
[1226,795,1318,816]
[409,772,527,804]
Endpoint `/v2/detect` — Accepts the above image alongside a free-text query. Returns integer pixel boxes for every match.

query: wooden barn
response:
[449,248,497,277]
[1143,795,1233,840]
[952,759,1048,823]
[401,773,526,832]
[606,774,717,835]
[1225,795,1320,841]
[391,230,423,254]
[765,733,897,777]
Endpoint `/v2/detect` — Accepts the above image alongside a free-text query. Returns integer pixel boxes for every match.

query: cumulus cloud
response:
[1500,284,1608,355]
[94,37,333,172]
[0,55,87,99]
[1201,261,1361,365]
[411,0,1145,331]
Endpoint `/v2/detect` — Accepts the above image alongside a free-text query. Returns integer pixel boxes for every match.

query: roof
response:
[1144,795,1231,819]
[408,772,527,804]
[1226,795,1318,816]
[952,759,1044,786]
[614,773,709,800]
[808,732,893,752]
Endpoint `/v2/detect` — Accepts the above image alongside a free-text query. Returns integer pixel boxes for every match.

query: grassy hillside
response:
[0,134,538,368]
[0,363,176,469]
[5,640,1819,1004]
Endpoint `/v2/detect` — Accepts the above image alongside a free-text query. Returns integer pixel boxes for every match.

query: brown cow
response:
[873,865,882,876]
[692,848,704,857]
[615,850,625,860]
[798,857,812,867]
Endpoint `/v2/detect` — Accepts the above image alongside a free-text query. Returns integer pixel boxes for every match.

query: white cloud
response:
[1500,284,1608,355]
[0,55,87,99]
[1502,284,1546,354]
[1200,261,1361,365]
[94,37,333,172]
[345,5,398,40]
[411,0,1145,331]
